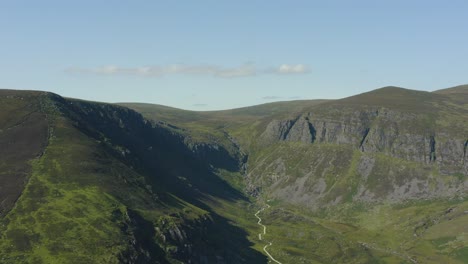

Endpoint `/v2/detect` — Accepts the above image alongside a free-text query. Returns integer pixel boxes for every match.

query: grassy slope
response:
[119,99,327,148]
[0,96,175,263]
[123,86,468,263]
[246,87,467,263]
[244,140,467,262]
[315,86,468,136]
[0,93,264,263]
[256,198,468,264]
[1,86,466,263]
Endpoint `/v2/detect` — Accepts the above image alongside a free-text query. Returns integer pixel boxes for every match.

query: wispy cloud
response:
[67,63,309,78]
[262,96,283,100]
[274,64,309,74]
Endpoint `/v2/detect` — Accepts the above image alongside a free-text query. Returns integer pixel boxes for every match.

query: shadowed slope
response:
[0,91,266,263]
[0,90,49,216]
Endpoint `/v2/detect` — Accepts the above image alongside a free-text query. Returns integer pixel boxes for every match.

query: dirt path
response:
[255,203,282,264]
[254,204,269,240]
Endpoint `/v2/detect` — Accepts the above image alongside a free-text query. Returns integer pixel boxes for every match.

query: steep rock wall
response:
[260,108,467,176]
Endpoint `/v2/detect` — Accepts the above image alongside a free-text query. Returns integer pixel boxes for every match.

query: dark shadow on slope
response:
[0,91,49,216]
[196,212,267,263]
[119,209,170,264]
[50,95,266,263]
[57,97,246,203]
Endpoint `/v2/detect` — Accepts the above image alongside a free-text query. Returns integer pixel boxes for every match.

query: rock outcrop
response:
[260,108,467,176]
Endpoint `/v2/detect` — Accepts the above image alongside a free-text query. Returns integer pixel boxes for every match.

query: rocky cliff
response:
[252,88,468,208]
[260,108,467,175]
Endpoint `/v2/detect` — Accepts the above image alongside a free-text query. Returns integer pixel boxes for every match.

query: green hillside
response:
[0,91,265,263]
[0,85,467,263]
[122,85,468,263]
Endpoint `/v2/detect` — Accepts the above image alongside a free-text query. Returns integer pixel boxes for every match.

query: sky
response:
[1,1,467,110]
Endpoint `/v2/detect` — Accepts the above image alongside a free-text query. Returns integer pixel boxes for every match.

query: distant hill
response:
[433,84,468,94]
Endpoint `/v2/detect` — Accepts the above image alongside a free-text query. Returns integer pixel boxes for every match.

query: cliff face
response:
[56,97,258,263]
[121,210,231,264]
[252,89,468,208]
[260,108,467,176]
[64,99,243,176]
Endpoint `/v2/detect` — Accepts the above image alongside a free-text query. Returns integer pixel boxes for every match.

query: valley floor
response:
[239,198,468,264]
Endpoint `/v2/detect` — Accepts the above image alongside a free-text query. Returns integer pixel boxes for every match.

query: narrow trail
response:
[254,204,268,240]
[255,203,283,264]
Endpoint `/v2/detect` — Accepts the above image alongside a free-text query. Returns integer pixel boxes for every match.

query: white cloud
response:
[67,63,309,78]
[275,64,309,74]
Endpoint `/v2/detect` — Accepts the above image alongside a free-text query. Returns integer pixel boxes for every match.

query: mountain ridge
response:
[0,85,467,263]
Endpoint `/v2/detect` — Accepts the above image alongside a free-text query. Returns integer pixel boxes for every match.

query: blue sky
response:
[1,1,467,110]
